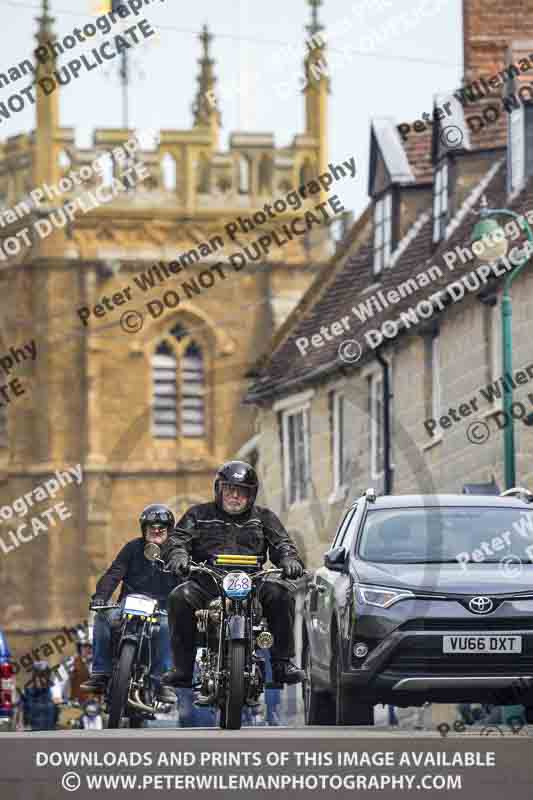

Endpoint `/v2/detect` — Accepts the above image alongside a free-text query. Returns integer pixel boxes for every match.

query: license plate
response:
[223,572,252,598]
[443,635,522,653]
[123,594,157,616]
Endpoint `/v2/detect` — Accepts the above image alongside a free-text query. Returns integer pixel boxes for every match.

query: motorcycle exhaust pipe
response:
[128,689,156,715]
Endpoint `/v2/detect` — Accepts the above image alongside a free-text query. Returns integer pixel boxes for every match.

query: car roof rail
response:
[363,487,377,503]
[500,487,533,503]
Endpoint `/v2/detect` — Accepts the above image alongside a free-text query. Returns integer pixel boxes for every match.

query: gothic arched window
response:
[151,325,206,439]
[152,340,178,438]
[181,341,205,437]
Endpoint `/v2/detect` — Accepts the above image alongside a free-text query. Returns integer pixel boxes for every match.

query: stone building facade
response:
[0,1,336,666]
[246,0,533,570]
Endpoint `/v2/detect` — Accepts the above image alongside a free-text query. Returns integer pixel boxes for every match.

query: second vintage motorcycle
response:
[89,562,175,729]
[145,545,284,730]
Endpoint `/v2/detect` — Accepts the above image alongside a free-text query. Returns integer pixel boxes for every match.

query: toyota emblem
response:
[468,596,494,615]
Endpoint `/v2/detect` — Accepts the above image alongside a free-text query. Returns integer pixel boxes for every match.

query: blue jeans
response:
[388,705,399,725]
[92,608,171,685]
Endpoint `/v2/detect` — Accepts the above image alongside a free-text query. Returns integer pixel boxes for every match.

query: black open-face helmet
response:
[139,504,175,537]
[214,461,258,515]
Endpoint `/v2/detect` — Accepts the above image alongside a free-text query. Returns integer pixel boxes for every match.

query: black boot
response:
[165,584,199,690]
[161,669,193,690]
[156,684,178,704]
[269,659,305,687]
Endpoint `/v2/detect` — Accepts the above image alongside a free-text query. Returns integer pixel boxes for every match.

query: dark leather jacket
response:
[94,537,179,611]
[162,502,304,568]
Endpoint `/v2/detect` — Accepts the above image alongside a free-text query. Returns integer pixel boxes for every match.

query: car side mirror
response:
[324,546,347,572]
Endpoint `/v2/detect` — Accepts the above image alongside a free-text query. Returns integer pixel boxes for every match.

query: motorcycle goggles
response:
[144,510,173,526]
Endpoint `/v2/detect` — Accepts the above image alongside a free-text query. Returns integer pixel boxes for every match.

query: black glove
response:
[280,558,303,580]
[90,595,107,610]
[169,552,190,577]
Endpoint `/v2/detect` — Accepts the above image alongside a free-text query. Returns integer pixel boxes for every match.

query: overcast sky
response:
[2,0,462,216]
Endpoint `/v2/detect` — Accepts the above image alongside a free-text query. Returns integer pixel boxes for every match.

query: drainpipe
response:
[376,351,393,495]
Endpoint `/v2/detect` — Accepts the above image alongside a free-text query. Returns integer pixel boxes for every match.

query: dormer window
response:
[432,160,448,242]
[373,191,392,275]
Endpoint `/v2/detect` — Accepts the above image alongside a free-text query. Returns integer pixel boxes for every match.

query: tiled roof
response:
[245,151,533,403]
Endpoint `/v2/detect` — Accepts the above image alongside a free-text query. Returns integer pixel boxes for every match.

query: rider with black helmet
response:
[161,461,305,690]
[81,504,179,703]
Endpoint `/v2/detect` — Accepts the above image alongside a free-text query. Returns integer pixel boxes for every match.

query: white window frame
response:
[508,105,525,195]
[373,191,392,275]
[331,391,348,499]
[369,374,384,480]
[432,160,449,243]
[281,402,311,508]
[431,334,442,424]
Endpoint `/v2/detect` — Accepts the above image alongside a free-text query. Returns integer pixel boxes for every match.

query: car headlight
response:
[357,584,415,608]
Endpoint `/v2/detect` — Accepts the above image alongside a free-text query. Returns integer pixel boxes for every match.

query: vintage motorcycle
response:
[145,544,284,730]
[89,565,175,729]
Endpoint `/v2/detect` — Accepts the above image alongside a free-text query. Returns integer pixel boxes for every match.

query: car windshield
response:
[357,506,533,564]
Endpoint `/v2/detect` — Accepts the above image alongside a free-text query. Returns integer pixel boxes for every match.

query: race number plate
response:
[223,572,252,598]
[123,594,157,616]
[443,635,522,654]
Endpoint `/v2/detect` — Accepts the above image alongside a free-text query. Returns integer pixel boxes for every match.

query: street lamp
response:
[471,196,533,489]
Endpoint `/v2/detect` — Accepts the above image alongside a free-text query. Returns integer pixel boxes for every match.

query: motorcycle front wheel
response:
[108,641,136,729]
[220,641,246,730]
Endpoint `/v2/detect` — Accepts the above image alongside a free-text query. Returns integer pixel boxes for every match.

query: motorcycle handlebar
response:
[89,603,120,611]
[188,563,310,581]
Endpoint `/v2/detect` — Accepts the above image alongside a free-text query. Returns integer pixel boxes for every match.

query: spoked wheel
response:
[108,641,136,729]
[334,638,374,726]
[221,641,246,730]
[302,639,335,725]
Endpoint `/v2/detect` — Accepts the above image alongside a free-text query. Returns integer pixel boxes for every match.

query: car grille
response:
[401,618,533,632]
[386,635,533,675]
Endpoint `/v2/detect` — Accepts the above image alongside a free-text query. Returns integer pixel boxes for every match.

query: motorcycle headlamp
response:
[357,584,415,608]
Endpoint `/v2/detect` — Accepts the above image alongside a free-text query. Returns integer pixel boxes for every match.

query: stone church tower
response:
[0,0,333,659]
